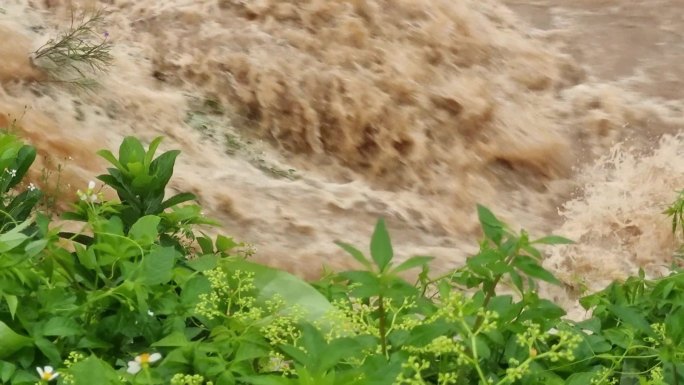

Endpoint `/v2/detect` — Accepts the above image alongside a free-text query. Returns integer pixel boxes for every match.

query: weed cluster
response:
[31,8,113,88]
[0,132,678,385]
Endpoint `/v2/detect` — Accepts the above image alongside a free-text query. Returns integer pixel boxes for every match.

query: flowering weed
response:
[0,133,678,384]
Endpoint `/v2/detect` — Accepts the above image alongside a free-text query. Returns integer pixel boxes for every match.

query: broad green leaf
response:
[222,259,333,322]
[187,254,219,272]
[370,218,393,271]
[0,321,32,359]
[335,241,372,270]
[42,317,82,336]
[338,270,382,297]
[70,356,120,385]
[128,215,161,245]
[119,136,146,170]
[565,371,600,385]
[34,337,61,364]
[215,234,238,252]
[393,256,434,273]
[0,361,16,383]
[607,305,653,336]
[474,335,491,360]
[197,235,214,255]
[139,246,177,285]
[152,331,189,347]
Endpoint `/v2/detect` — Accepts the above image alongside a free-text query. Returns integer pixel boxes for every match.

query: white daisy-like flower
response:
[7,169,16,177]
[88,180,96,190]
[36,366,59,381]
[28,183,36,191]
[126,352,162,374]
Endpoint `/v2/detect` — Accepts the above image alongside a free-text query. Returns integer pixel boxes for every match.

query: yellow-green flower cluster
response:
[645,366,665,385]
[195,268,258,320]
[546,329,582,362]
[590,367,618,385]
[393,356,431,385]
[645,323,667,347]
[59,352,86,385]
[428,292,469,323]
[475,309,499,333]
[403,335,467,359]
[260,351,293,375]
[170,373,212,385]
[261,312,302,346]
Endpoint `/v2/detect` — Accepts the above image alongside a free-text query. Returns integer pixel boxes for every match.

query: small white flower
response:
[7,169,16,177]
[36,366,59,381]
[126,352,162,374]
[147,310,154,316]
[28,183,36,191]
[88,180,96,190]
[89,193,98,203]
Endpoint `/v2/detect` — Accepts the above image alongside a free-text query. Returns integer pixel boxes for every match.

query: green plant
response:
[93,136,198,228]
[31,8,113,87]
[0,134,42,231]
[0,134,678,385]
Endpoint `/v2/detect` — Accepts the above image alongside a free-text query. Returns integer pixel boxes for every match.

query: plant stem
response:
[378,294,387,357]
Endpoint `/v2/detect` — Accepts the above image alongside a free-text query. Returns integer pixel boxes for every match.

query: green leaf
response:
[0,361,16,383]
[513,257,561,285]
[0,321,32,359]
[119,136,146,171]
[338,270,382,297]
[477,204,505,245]
[143,136,164,169]
[152,331,189,347]
[565,371,600,385]
[335,241,372,270]
[34,337,61,364]
[393,256,433,273]
[42,317,82,336]
[139,246,177,285]
[474,335,491,360]
[532,235,574,245]
[215,235,238,253]
[370,218,393,272]
[3,295,17,320]
[96,149,124,170]
[187,254,219,272]
[607,305,653,335]
[161,192,196,210]
[128,215,161,245]
[70,356,121,385]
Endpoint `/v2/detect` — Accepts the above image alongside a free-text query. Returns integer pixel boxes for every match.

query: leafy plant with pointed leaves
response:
[0,134,41,232]
[95,136,197,229]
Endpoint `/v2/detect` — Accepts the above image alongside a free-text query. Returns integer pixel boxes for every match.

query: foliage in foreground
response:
[0,134,680,385]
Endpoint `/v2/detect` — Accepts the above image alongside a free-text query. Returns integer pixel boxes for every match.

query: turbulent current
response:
[1,0,683,318]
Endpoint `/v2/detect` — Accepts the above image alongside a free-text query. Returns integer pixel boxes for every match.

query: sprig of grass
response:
[32,8,113,87]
